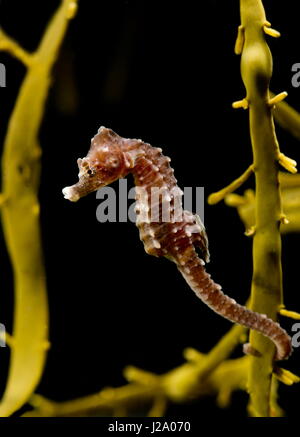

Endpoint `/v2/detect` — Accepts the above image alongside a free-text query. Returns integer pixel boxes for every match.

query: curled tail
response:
[175,246,292,361]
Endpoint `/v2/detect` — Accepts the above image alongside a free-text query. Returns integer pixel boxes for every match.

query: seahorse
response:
[62,126,292,360]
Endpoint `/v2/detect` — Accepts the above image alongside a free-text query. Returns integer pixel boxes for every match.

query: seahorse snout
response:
[62,186,80,202]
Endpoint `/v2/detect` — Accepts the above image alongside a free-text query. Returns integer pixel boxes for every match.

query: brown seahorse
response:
[62,126,292,360]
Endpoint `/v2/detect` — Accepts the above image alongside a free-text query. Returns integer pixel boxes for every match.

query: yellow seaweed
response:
[23,324,248,417]
[21,314,247,416]
[0,0,78,416]
[23,357,248,417]
[271,92,300,141]
[207,0,300,417]
[226,0,292,416]
[208,164,254,205]
[225,173,300,234]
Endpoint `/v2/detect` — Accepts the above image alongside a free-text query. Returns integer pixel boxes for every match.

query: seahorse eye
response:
[110,158,120,168]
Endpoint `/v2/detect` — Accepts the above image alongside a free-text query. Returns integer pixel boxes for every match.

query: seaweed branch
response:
[232,0,293,416]
[0,0,77,416]
[24,324,248,417]
[208,164,254,205]
[23,357,249,417]
[271,92,300,140]
[225,172,300,235]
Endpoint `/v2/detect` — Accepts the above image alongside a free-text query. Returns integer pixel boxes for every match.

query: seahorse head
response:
[63,127,130,202]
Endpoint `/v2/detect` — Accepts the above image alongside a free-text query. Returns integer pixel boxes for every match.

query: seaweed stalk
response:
[0,0,77,416]
[234,0,294,416]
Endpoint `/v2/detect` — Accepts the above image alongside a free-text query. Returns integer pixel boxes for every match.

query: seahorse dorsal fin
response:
[124,148,145,169]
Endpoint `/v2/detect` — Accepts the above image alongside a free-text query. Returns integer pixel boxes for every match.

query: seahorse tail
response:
[176,249,292,361]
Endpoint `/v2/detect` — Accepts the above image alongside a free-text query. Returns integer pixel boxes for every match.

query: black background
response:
[0,0,300,418]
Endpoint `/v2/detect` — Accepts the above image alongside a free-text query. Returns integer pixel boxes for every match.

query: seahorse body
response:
[62,127,292,360]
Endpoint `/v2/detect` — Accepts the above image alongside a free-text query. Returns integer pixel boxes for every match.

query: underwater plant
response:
[0,0,78,417]
[0,0,300,419]
[207,0,300,415]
